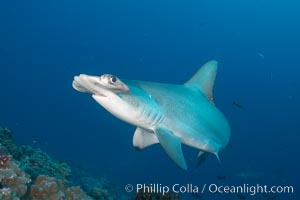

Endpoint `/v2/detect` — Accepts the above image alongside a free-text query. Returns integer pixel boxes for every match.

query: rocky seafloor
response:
[0,127,126,200]
[0,127,181,200]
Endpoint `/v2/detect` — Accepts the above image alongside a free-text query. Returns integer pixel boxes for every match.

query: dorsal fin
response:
[184,60,218,102]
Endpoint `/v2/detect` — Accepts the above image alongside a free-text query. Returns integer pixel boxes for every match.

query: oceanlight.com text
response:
[208,183,294,196]
[124,183,294,196]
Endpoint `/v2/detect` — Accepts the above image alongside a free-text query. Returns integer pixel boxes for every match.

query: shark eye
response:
[110,75,117,83]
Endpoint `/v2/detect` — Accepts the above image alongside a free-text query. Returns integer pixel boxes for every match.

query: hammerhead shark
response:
[72,60,230,170]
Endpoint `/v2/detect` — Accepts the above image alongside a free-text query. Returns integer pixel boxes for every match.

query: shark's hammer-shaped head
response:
[73,74,134,121]
[73,74,129,95]
[72,74,160,128]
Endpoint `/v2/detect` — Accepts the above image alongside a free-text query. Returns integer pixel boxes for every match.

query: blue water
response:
[0,0,299,199]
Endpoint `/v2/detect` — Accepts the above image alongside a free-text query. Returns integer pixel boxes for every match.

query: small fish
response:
[257,52,265,59]
[236,169,264,179]
[232,101,245,110]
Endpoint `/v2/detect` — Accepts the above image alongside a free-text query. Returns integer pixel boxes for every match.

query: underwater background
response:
[0,0,299,199]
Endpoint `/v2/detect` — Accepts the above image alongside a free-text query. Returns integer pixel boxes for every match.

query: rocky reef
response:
[0,127,124,200]
[0,127,182,200]
[0,154,30,199]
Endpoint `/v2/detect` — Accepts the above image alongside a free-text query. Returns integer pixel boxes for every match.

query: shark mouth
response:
[92,93,106,97]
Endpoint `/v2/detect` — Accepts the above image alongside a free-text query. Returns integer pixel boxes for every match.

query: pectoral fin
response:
[155,128,187,170]
[133,127,159,150]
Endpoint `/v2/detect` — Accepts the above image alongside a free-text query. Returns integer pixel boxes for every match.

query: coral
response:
[0,187,20,200]
[29,175,94,200]
[0,127,129,200]
[0,128,18,157]
[0,155,12,168]
[29,175,66,200]
[66,186,93,200]
[18,145,71,180]
[80,177,116,200]
[0,127,71,181]
[89,187,110,200]
[0,158,31,198]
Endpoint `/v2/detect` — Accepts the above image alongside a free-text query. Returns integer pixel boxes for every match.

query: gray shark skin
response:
[72,60,230,170]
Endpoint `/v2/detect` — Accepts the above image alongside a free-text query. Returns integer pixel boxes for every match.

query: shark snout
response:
[72,74,105,95]
[73,73,131,97]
